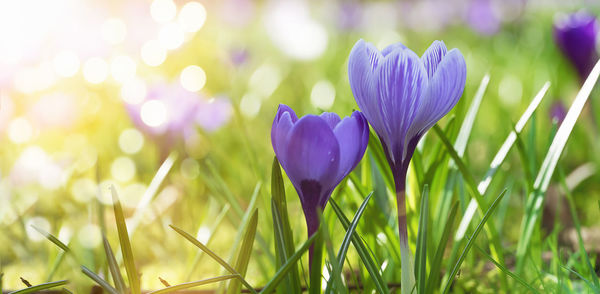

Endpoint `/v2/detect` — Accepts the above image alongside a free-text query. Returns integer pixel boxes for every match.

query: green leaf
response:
[561,266,600,293]
[147,275,239,294]
[329,199,389,294]
[516,60,600,272]
[260,233,318,294]
[455,82,550,240]
[326,192,374,294]
[7,280,68,294]
[228,209,259,294]
[452,74,489,162]
[127,151,177,234]
[558,168,600,289]
[30,225,70,253]
[415,186,429,294]
[169,225,257,293]
[110,186,140,294]
[81,266,119,294]
[426,202,458,294]
[442,190,507,294]
[270,157,301,294]
[474,246,540,294]
[102,235,127,294]
[321,212,347,294]
[308,226,324,294]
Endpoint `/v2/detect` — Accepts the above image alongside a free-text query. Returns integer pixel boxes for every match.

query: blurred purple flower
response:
[554,11,599,81]
[126,83,232,150]
[271,104,368,264]
[348,39,465,291]
[337,2,362,30]
[550,100,567,125]
[466,0,500,35]
[229,48,249,66]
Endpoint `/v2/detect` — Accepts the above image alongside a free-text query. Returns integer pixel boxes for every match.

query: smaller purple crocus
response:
[554,11,599,81]
[271,104,369,267]
[550,100,567,125]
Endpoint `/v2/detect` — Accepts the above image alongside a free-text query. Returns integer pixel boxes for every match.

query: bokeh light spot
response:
[141,40,167,67]
[70,178,96,203]
[53,51,80,78]
[110,55,137,83]
[78,224,101,248]
[83,57,109,84]
[178,2,206,33]
[101,18,127,45]
[26,217,51,242]
[151,0,177,23]
[180,65,206,92]
[111,156,136,183]
[181,157,200,179]
[310,80,336,110]
[121,78,147,105]
[119,128,144,154]
[240,93,261,118]
[159,23,185,50]
[141,100,168,127]
[8,117,33,144]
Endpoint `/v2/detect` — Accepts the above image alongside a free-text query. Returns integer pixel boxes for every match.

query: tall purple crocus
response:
[554,11,599,82]
[348,39,466,291]
[271,104,369,270]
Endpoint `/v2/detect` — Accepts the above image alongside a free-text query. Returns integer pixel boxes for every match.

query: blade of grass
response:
[426,202,458,294]
[271,157,301,294]
[81,266,119,294]
[558,168,600,288]
[260,233,318,294]
[111,186,140,294]
[103,235,127,294]
[148,275,239,294]
[325,192,374,294]
[228,210,259,294]
[415,186,430,294]
[442,190,507,294]
[321,212,347,294]
[7,280,68,294]
[474,246,540,293]
[455,82,550,240]
[329,199,389,294]
[561,266,600,293]
[31,225,70,253]
[516,61,600,272]
[169,225,257,294]
[128,152,177,234]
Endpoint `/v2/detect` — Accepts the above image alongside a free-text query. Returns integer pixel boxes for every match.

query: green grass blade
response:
[81,266,119,294]
[7,280,68,294]
[321,212,347,294]
[432,125,504,263]
[110,186,140,294]
[102,235,127,294]
[442,190,507,294]
[270,157,301,293]
[455,82,550,240]
[561,266,600,293]
[367,128,394,188]
[516,60,600,272]
[558,168,600,288]
[415,186,429,294]
[260,233,318,294]
[169,225,256,293]
[1,272,3,292]
[329,199,389,294]
[30,225,70,253]
[474,246,540,294]
[128,151,177,234]
[452,74,489,161]
[325,192,374,294]
[228,209,259,294]
[426,202,458,294]
[147,275,239,294]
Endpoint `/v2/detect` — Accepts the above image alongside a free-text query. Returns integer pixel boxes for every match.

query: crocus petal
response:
[333,111,369,182]
[408,48,466,141]
[381,42,407,56]
[271,104,298,164]
[349,40,391,147]
[283,115,340,198]
[421,40,448,79]
[319,112,342,129]
[375,48,428,163]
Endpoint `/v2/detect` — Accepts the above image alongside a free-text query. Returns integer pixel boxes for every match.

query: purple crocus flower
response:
[550,100,567,125]
[348,39,466,292]
[554,11,599,81]
[271,104,369,266]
